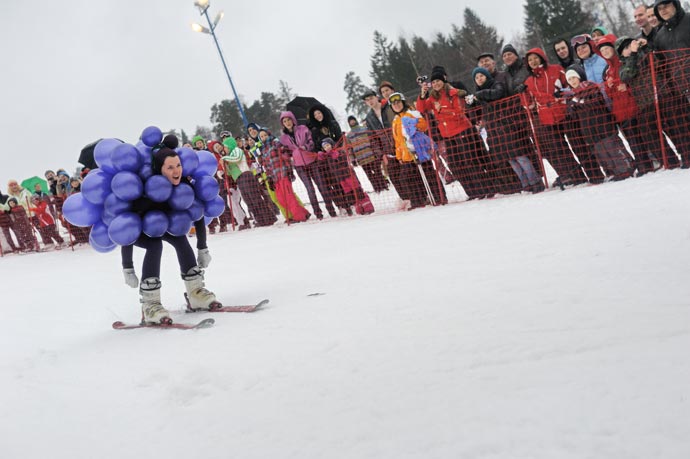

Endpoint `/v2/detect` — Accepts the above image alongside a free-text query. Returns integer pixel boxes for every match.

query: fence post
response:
[649,51,670,169]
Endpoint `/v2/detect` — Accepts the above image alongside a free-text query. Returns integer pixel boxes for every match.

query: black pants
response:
[237,172,277,226]
[445,130,492,199]
[135,233,196,280]
[361,157,389,192]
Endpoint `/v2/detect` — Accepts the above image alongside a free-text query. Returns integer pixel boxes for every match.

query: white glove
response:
[123,268,139,288]
[198,249,212,268]
[465,94,476,105]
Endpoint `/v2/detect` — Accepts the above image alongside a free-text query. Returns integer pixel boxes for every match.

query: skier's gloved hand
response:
[123,268,139,288]
[197,248,212,268]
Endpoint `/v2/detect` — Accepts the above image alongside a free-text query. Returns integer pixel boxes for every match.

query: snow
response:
[2,171,690,459]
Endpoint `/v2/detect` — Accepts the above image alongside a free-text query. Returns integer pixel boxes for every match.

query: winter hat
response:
[321,137,335,147]
[591,26,609,36]
[476,52,495,62]
[151,147,179,175]
[162,134,179,149]
[222,136,238,151]
[347,115,358,124]
[501,44,519,57]
[57,170,70,179]
[430,68,447,82]
[31,193,41,201]
[192,135,205,145]
[565,69,581,82]
[596,34,617,50]
[615,36,635,56]
[7,197,18,205]
[378,80,395,92]
[361,89,377,100]
[472,67,492,81]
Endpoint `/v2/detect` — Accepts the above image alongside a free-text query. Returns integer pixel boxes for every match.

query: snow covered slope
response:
[2,171,689,459]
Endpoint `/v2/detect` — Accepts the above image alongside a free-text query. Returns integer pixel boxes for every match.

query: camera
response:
[416,75,428,84]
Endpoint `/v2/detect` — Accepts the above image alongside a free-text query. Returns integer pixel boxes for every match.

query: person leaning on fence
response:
[470,67,544,193]
[279,111,337,220]
[597,34,658,175]
[523,48,589,187]
[6,197,37,252]
[564,68,635,181]
[29,194,65,250]
[346,115,389,193]
[0,189,21,252]
[390,92,445,209]
[416,69,490,200]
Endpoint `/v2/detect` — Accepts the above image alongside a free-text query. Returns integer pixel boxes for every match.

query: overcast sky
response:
[1,0,527,187]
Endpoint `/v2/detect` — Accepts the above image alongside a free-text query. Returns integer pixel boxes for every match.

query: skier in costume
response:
[120,134,219,325]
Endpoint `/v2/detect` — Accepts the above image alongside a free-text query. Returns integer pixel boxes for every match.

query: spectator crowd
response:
[2,1,689,257]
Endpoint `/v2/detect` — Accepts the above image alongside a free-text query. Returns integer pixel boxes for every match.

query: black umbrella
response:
[78,139,102,170]
[286,96,323,126]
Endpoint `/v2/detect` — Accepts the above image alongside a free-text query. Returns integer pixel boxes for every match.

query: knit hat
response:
[591,26,609,36]
[501,44,519,57]
[430,69,446,82]
[321,137,335,147]
[347,115,358,124]
[615,37,634,56]
[565,69,581,82]
[472,67,492,81]
[151,147,179,175]
[222,136,238,151]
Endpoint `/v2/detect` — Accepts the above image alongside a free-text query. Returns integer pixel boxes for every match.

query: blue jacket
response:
[582,54,608,83]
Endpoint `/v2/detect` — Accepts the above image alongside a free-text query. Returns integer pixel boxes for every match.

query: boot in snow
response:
[183,266,220,311]
[140,277,171,324]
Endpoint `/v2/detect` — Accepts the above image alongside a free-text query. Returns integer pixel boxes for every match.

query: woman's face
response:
[431,79,445,92]
[474,73,487,87]
[212,143,224,154]
[248,126,259,138]
[567,75,581,89]
[313,110,324,122]
[391,99,404,113]
[599,46,615,60]
[527,54,542,69]
[161,155,182,186]
[259,131,269,143]
[282,117,294,130]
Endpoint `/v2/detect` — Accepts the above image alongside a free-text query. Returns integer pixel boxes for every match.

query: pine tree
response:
[210,99,245,138]
[277,80,294,107]
[194,126,213,141]
[369,31,394,86]
[180,129,190,146]
[452,8,504,85]
[581,0,637,37]
[524,0,595,51]
[343,71,370,119]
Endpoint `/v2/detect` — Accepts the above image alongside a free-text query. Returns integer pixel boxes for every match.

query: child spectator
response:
[29,194,65,250]
[263,140,311,223]
[321,138,374,215]
[7,197,38,252]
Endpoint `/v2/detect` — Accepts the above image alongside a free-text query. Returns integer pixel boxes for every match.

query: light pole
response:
[191,0,249,127]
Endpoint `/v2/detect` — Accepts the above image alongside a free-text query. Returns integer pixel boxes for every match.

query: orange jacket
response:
[391,110,428,163]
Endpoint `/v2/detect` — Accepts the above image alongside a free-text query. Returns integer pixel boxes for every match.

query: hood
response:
[207,140,221,154]
[246,123,260,140]
[280,111,298,127]
[308,103,334,128]
[525,47,549,74]
[553,39,574,67]
[596,34,620,63]
[654,0,683,23]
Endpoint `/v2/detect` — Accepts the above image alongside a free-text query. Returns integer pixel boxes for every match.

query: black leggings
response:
[134,233,197,280]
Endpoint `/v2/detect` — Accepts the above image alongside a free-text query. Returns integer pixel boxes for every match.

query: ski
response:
[112,318,215,330]
[185,296,269,313]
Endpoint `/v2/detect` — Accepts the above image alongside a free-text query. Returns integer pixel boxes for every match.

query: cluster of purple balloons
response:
[63,126,225,253]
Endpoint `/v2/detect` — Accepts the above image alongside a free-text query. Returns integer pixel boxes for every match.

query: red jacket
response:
[524,48,568,125]
[29,201,55,227]
[599,36,638,123]
[416,88,473,137]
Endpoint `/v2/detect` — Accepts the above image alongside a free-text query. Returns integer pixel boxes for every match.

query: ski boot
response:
[140,277,172,325]
[183,266,221,311]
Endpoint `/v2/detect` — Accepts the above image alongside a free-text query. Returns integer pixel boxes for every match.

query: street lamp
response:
[191,0,248,127]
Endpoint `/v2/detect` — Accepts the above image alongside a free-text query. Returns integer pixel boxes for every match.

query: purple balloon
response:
[167,211,193,236]
[141,126,163,147]
[112,143,143,172]
[138,162,153,181]
[144,175,173,202]
[168,183,195,210]
[108,212,142,246]
[102,193,130,226]
[111,171,143,202]
[196,150,219,176]
[94,138,122,174]
[62,193,103,227]
[81,169,113,205]
[193,175,219,201]
[89,231,117,253]
[203,195,225,218]
[142,210,169,238]
[177,147,198,176]
[187,199,204,222]
[90,221,114,248]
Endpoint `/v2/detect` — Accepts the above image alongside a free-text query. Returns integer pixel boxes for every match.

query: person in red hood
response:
[597,34,656,175]
[524,48,588,187]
